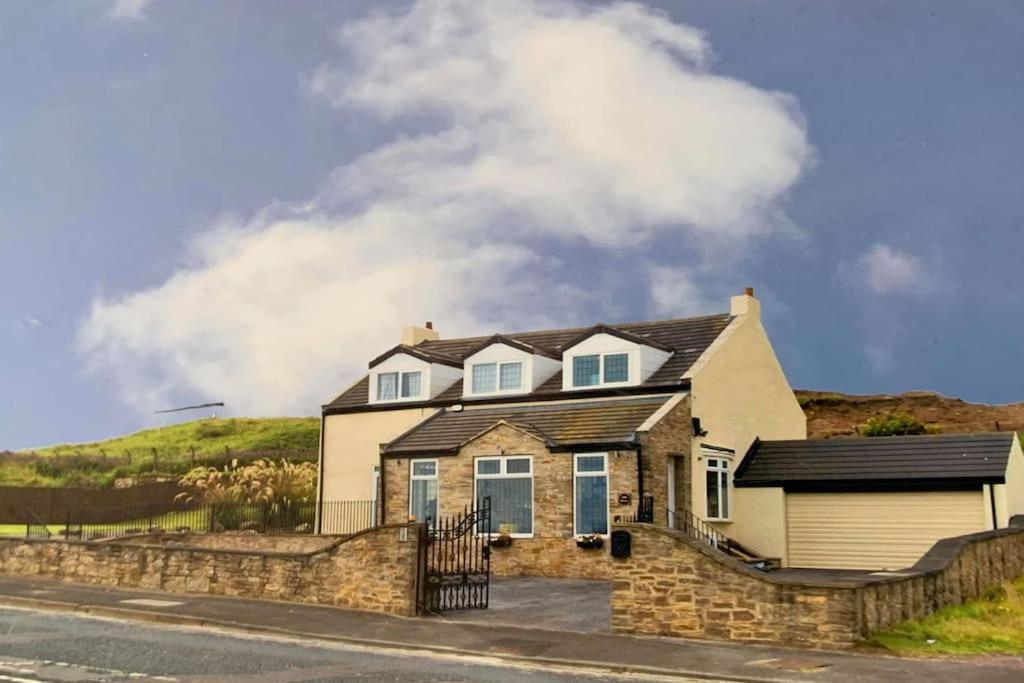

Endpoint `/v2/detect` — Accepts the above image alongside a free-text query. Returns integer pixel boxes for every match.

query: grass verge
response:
[867,575,1024,655]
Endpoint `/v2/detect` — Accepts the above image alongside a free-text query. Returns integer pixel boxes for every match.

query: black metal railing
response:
[667,508,734,553]
[418,497,491,614]
[23,508,51,539]
[21,500,376,541]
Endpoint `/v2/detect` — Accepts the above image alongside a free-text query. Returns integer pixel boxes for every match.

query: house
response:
[317,289,1024,575]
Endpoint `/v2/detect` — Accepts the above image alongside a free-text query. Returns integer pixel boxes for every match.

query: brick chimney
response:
[401,321,439,346]
[730,287,761,319]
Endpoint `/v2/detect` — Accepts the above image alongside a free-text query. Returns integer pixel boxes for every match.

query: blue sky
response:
[2,0,1022,449]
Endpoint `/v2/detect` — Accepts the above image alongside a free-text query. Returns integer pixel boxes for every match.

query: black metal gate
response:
[416,498,491,614]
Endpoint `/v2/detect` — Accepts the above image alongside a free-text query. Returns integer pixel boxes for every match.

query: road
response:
[0,607,715,683]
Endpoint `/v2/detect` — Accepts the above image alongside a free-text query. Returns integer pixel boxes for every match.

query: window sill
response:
[705,517,733,524]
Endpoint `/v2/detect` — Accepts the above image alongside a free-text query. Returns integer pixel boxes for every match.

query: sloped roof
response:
[367,344,462,369]
[734,433,1016,489]
[325,313,731,412]
[461,334,561,360]
[382,395,673,456]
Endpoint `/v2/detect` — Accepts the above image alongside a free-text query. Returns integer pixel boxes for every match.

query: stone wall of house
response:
[383,423,642,580]
[637,395,691,526]
[611,521,1024,649]
[0,525,420,616]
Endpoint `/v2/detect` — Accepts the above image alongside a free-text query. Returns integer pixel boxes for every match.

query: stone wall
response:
[611,521,1024,649]
[0,525,420,616]
[120,533,345,555]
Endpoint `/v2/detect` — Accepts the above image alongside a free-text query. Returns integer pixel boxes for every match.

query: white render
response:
[368,353,460,404]
[462,342,560,398]
[560,332,670,391]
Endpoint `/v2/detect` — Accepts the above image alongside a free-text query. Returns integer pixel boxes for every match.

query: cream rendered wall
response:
[994,436,1024,527]
[319,407,438,504]
[686,296,806,563]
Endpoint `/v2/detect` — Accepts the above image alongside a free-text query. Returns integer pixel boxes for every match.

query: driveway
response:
[443,576,611,633]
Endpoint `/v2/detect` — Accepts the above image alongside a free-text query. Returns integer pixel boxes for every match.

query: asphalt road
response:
[0,607,714,683]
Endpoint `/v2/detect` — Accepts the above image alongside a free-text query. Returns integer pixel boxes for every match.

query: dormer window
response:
[377,371,422,401]
[572,352,629,387]
[471,361,523,394]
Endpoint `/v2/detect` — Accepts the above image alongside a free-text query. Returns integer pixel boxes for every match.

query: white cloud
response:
[108,0,150,22]
[847,243,933,297]
[648,265,714,318]
[82,0,811,416]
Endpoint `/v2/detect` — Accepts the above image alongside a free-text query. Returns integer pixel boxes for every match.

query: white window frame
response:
[468,361,524,396]
[409,458,439,524]
[473,455,534,538]
[376,370,423,402]
[572,452,610,537]
[571,352,631,388]
[704,453,732,522]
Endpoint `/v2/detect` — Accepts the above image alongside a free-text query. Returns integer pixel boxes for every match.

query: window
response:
[574,453,608,536]
[475,456,533,536]
[409,459,438,524]
[573,355,600,387]
[377,371,421,401]
[603,353,629,383]
[471,361,523,394]
[571,353,629,388]
[706,457,730,520]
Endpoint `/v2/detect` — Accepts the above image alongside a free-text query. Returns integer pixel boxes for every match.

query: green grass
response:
[4,417,320,488]
[26,417,320,458]
[867,576,1024,655]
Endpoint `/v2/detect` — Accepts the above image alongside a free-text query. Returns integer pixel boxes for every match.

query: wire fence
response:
[8,500,376,540]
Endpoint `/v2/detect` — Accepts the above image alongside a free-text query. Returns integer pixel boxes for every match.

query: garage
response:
[735,432,1024,571]
[785,490,984,570]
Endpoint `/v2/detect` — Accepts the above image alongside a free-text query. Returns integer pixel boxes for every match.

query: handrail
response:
[23,507,51,539]
[667,508,733,554]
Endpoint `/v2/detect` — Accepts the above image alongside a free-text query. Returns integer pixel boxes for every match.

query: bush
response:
[861,412,927,437]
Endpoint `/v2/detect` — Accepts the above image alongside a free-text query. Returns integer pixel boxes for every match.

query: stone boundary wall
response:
[0,524,420,616]
[611,520,1024,649]
[116,532,345,555]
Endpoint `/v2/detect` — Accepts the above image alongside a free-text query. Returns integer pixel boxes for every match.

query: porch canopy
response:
[381,394,674,456]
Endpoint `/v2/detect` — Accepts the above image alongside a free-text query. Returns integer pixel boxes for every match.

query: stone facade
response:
[123,533,345,554]
[611,521,1024,649]
[0,525,420,616]
[383,422,647,580]
[379,395,697,580]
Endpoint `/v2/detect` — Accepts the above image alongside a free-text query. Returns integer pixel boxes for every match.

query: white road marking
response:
[0,674,45,682]
[119,599,184,608]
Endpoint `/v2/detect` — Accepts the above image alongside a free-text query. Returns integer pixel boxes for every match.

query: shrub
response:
[861,412,927,437]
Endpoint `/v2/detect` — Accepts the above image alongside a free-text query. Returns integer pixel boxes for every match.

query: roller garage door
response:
[786,491,986,570]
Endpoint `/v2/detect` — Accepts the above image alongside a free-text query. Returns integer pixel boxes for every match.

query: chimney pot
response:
[425,321,433,330]
[744,287,755,297]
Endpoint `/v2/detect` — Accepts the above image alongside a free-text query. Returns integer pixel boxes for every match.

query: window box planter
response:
[489,531,513,549]
[575,534,604,550]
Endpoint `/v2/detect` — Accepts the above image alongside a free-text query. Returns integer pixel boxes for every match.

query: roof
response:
[734,433,1016,490]
[325,313,732,412]
[382,395,674,456]
[367,344,462,369]
[461,334,561,360]
[561,323,675,353]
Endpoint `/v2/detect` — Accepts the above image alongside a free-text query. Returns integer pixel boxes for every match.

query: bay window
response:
[573,453,609,535]
[705,457,730,520]
[409,459,438,524]
[475,456,533,536]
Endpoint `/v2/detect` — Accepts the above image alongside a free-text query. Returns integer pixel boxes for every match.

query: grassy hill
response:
[797,390,1024,441]
[26,417,320,457]
[4,417,320,488]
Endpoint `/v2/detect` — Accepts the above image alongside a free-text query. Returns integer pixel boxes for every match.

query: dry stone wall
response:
[0,525,420,616]
[612,521,1024,649]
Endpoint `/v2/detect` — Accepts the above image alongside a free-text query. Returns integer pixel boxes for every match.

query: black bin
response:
[610,530,631,558]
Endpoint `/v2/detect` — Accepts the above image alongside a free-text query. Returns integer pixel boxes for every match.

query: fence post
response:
[125,449,132,467]
[64,508,70,540]
[151,448,159,473]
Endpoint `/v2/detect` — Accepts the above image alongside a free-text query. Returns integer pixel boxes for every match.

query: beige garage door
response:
[786,491,985,570]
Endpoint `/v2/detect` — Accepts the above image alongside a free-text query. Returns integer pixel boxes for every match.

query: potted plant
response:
[575,533,604,550]
[489,529,513,548]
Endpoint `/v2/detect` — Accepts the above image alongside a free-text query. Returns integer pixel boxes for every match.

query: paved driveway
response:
[443,577,611,633]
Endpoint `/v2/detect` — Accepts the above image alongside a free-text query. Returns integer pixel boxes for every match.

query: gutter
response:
[315,415,326,534]
[990,485,999,530]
